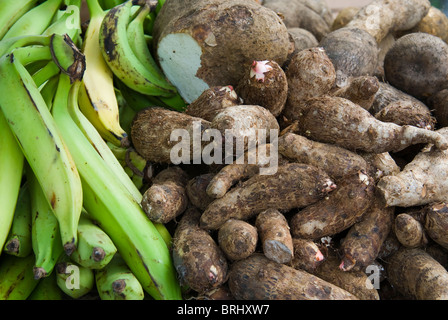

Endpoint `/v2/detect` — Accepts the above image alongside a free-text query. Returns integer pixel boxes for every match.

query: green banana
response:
[0,34,51,58]
[0,38,84,256]
[28,271,64,300]
[0,254,39,300]
[99,0,178,98]
[43,0,82,41]
[2,0,64,40]
[51,74,181,300]
[95,253,144,300]
[115,77,166,112]
[0,111,24,258]
[29,170,64,280]
[40,75,60,110]
[31,60,61,89]
[125,2,187,111]
[70,213,117,269]
[3,182,33,258]
[0,0,39,40]
[55,255,95,299]
[0,56,38,254]
[79,0,128,147]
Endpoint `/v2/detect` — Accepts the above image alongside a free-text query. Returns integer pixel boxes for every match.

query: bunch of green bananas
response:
[0,0,184,300]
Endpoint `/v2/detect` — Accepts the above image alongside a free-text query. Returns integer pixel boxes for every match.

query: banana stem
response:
[86,0,105,18]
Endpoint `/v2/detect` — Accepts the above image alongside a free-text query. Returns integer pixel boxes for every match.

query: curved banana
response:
[79,0,128,147]
[0,40,83,256]
[0,0,39,40]
[3,182,33,258]
[55,256,95,299]
[125,4,187,111]
[51,74,181,300]
[70,213,117,269]
[99,0,178,97]
[0,254,39,300]
[0,111,24,257]
[2,0,64,40]
[95,253,144,300]
[28,271,63,300]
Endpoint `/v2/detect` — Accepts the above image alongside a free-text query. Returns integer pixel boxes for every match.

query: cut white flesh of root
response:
[157,33,209,103]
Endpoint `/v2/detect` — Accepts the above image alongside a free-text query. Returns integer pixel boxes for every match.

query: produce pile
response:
[1,0,448,301]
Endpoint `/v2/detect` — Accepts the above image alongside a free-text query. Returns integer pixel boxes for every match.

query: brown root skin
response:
[206,143,284,199]
[377,127,448,207]
[359,151,400,181]
[217,219,258,261]
[394,213,427,248]
[141,167,189,224]
[313,253,380,301]
[184,86,241,122]
[200,163,336,230]
[287,95,448,154]
[290,238,325,273]
[255,209,293,264]
[386,247,448,300]
[395,6,448,43]
[283,47,336,119]
[331,75,380,111]
[287,27,319,53]
[428,89,448,128]
[185,173,216,211]
[372,82,435,130]
[210,105,280,154]
[339,194,394,272]
[278,132,369,181]
[384,32,448,101]
[235,60,288,117]
[228,253,358,300]
[153,0,290,102]
[318,27,378,84]
[131,107,212,164]
[262,0,332,41]
[172,207,228,294]
[346,0,431,43]
[374,100,436,130]
[424,202,448,250]
[290,170,375,240]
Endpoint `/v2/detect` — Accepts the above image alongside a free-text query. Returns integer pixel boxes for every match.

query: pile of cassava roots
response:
[130,0,448,300]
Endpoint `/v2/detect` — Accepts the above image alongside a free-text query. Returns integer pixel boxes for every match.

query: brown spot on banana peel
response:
[64,238,76,256]
[49,34,85,83]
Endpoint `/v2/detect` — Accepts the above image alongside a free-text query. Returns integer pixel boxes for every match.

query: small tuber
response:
[255,209,294,264]
[172,207,228,294]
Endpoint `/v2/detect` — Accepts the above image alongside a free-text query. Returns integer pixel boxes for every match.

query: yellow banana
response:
[78,0,128,147]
